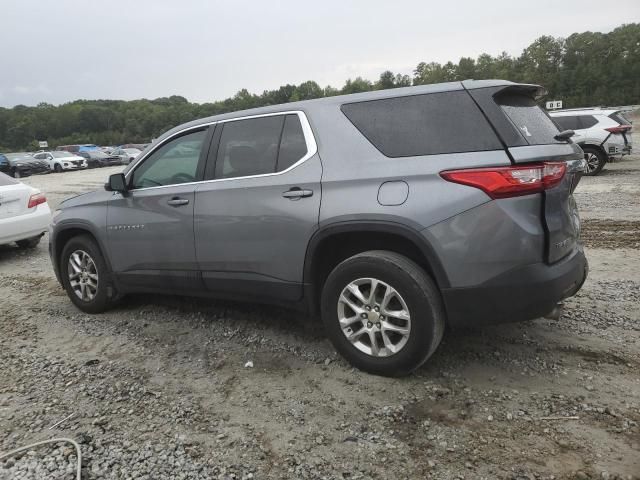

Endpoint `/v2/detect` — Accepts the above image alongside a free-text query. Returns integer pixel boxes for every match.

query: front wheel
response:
[583,147,606,176]
[321,250,445,377]
[54,163,63,173]
[60,235,116,313]
[12,169,21,178]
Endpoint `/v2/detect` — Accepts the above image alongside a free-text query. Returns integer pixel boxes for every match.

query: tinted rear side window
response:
[496,94,561,145]
[215,116,284,179]
[579,115,598,129]
[277,114,308,171]
[341,91,502,157]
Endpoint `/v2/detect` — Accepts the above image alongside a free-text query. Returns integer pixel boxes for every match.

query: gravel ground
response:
[1,148,639,479]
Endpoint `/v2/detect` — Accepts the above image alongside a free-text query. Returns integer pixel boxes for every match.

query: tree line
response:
[1,23,638,151]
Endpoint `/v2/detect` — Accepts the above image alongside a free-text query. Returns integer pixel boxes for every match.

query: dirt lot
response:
[1,150,639,479]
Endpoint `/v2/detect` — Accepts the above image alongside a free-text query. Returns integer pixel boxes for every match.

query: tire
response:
[12,169,21,178]
[582,147,606,176]
[54,163,63,173]
[60,235,116,313]
[16,235,42,249]
[321,250,445,377]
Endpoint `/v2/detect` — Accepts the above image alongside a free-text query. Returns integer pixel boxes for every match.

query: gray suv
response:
[50,80,588,376]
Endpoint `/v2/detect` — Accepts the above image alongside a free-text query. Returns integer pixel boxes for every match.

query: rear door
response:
[194,112,321,302]
[466,84,585,263]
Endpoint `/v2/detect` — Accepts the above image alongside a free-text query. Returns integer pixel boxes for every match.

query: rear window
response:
[609,112,631,126]
[341,91,502,157]
[496,94,561,145]
[0,172,18,186]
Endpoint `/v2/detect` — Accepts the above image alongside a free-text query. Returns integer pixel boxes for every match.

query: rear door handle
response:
[167,197,190,206]
[282,188,313,200]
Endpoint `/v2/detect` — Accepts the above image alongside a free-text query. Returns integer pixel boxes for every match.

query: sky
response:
[0,0,637,107]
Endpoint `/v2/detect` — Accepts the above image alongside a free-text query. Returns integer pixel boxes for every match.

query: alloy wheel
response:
[68,250,99,301]
[337,277,411,357]
[584,152,600,173]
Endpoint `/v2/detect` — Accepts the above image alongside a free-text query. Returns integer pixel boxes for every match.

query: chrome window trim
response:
[126,110,317,192]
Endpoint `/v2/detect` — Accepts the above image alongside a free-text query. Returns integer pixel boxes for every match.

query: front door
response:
[194,112,321,302]
[107,128,210,292]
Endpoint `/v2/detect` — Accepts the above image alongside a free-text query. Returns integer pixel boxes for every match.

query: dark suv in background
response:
[50,80,588,376]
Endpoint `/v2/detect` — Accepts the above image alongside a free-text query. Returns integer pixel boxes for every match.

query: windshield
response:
[89,151,109,158]
[123,148,141,155]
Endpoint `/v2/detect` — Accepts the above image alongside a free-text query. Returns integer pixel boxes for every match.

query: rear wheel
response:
[321,250,445,377]
[60,235,116,313]
[16,236,41,249]
[583,147,606,176]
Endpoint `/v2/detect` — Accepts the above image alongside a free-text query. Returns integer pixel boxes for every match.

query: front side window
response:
[132,129,206,189]
[215,116,283,179]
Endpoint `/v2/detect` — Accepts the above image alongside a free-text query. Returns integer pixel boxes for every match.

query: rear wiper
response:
[554,129,575,141]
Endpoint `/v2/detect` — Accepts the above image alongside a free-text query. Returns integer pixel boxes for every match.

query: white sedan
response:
[0,172,51,248]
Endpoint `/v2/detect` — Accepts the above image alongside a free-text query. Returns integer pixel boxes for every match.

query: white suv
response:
[550,108,633,175]
[33,151,88,173]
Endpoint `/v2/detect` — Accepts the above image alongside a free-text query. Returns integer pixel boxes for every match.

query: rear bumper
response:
[442,247,588,328]
[0,204,51,245]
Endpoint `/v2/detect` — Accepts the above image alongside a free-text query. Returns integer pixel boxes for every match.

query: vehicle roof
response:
[154,79,540,145]
[550,108,619,116]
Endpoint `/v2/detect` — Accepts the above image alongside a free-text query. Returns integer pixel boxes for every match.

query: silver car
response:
[49,80,588,376]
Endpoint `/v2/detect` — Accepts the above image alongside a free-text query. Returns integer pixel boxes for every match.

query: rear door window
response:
[215,116,284,179]
[553,116,580,131]
[277,114,308,171]
[341,91,502,157]
[496,93,561,145]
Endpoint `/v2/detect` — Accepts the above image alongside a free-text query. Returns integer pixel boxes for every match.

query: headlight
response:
[16,163,24,166]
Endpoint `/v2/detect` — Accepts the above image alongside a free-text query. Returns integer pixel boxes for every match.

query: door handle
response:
[167,197,190,206]
[282,188,313,199]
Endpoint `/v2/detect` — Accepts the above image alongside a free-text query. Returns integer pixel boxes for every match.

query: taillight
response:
[440,162,566,199]
[28,192,46,208]
[605,125,632,134]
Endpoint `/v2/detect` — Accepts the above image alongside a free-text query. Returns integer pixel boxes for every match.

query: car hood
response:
[59,189,112,209]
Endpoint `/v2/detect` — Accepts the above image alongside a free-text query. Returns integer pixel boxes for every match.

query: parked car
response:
[550,108,633,175]
[77,150,122,168]
[110,147,141,165]
[1,153,50,178]
[0,172,50,248]
[33,151,88,173]
[49,80,588,376]
[57,144,100,154]
[120,143,149,151]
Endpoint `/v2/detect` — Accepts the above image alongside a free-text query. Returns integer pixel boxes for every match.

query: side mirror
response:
[105,173,127,193]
